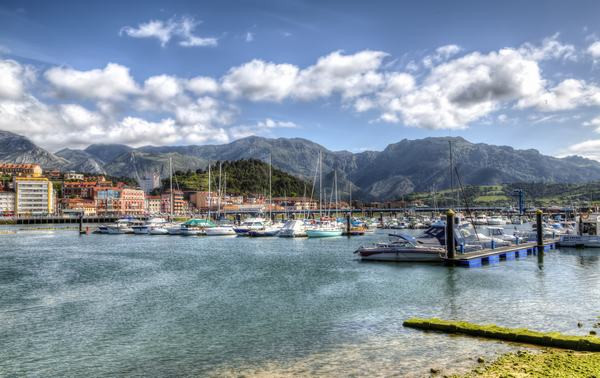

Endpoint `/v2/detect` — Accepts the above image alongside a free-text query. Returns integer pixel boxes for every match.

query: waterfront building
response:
[94,187,122,215]
[60,198,97,216]
[121,188,145,215]
[138,173,161,194]
[0,163,42,178]
[14,177,54,215]
[161,190,187,214]
[189,191,219,210]
[145,195,161,214]
[0,190,15,215]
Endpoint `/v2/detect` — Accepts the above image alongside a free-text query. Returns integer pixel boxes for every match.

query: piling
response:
[536,209,544,252]
[446,209,456,259]
[79,213,83,233]
[346,214,351,235]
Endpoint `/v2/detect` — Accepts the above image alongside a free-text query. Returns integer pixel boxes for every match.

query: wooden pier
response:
[443,238,559,267]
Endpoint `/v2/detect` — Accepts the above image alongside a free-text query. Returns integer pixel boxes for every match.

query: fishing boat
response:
[354,234,446,262]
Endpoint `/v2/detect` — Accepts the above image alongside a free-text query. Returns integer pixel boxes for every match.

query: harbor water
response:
[1,228,600,376]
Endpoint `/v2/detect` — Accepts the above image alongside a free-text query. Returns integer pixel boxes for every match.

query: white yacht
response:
[204,225,237,236]
[106,219,141,234]
[473,214,488,225]
[234,217,269,235]
[132,217,168,234]
[487,216,505,226]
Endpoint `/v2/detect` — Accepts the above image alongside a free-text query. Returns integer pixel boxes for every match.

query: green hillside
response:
[165,159,309,197]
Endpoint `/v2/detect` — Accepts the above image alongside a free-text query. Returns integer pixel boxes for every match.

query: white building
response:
[139,173,161,194]
[14,177,54,215]
[64,171,84,180]
[0,191,15,215]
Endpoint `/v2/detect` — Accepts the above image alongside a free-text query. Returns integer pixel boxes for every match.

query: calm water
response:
[1,228,600,377]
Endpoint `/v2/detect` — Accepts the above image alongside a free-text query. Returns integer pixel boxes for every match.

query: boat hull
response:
[356,248,444,262]
[306,230,343,238]
[205,227,236,236]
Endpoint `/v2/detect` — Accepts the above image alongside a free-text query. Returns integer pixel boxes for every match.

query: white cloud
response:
[0,59,34,100]
[120,16,217,48]
[517,79,600,111]
[582,116,600,133]
[45,63,139,101]
[587,41,600,59]
[222,50,387,102]
[519,34,576,61]
[561,139,600,161]
[245,32,254,42]
[374,48,543,128]
[187,76,219,94]
[229,118,298,139]
[423,44,462,68]
[222,59,299,101]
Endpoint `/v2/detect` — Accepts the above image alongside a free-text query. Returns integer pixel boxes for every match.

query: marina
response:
[1,224,600,376]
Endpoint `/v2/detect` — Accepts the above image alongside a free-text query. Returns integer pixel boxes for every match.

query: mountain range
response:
[2,129,600,200]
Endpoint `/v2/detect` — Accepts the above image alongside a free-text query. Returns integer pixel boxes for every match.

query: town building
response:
[0,163,42,177]
[94,187,122,215]
[60,198,97,216]
[161,190,187,215]
[121,188,146,215]
[0,190,15,215]
[189,191,219,210]
[64,171,84,180]
[145,195,161,214]
[14,177,54,215]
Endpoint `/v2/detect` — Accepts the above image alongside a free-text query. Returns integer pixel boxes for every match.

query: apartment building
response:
[14,177,54,215]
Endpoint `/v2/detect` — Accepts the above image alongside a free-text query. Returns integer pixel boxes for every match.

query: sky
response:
[2,0,600,160]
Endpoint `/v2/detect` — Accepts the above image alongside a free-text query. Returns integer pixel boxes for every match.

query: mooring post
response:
[446,209,455,259]
[536,209,544,254]
[79,213,83,233]
[346,213,351,235]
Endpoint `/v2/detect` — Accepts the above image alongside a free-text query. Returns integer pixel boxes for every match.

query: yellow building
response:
[14,177,54,215]
[0,163,42,177]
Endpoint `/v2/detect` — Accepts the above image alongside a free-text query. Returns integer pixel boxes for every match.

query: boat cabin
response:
[577,213,600,236]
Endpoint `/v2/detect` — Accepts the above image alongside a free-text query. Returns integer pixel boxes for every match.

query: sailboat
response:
[306,151,343,238]
[205,163,237,236]
[248,154,282,237]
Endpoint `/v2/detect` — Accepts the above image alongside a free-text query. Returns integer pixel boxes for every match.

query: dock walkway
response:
[443,238,560,267]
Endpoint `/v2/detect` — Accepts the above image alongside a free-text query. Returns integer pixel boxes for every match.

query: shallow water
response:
[1,228,599,376]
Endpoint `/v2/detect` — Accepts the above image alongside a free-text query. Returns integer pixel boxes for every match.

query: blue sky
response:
[1,0,600,160]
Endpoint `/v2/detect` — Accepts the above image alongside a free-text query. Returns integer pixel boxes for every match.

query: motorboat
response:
[132,217,168,234]
[487,216,505,226]
[473,214,488,225]
[559,213,600,248]
[204,225,237,236]
[174,219,215,236]
[278,219,307,237]
[234,217,269,236]
[248,226,281,237]
[106,219,142,234]
[482,226,517,243]
[354,234,446,262]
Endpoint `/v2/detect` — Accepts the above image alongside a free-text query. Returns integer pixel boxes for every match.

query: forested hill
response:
[164,159,310,197]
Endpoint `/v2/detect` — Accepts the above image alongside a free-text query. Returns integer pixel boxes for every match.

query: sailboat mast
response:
[169,156,174,217]
[217,161,222,218]
[334,171,338,217]
[208,161,211,220]
[269,153,272,221]
[319,150,322,218]
[449,140,454,209]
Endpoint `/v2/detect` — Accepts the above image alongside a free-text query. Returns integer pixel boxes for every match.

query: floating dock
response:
[443,239,559,267]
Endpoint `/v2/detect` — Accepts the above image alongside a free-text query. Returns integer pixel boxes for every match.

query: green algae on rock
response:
[403,318,600,351]
[456,350,600,377]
